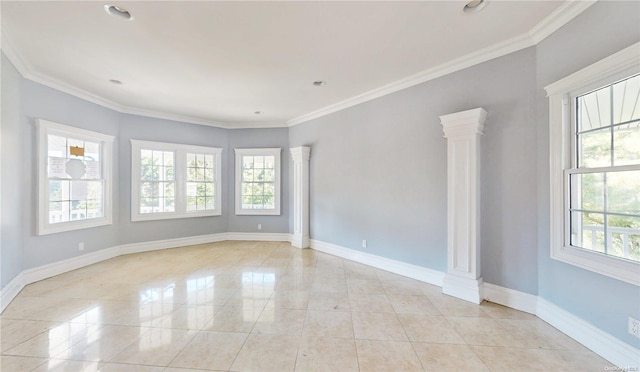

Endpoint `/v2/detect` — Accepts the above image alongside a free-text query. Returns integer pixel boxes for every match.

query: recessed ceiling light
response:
[313,81,326,87]
[463,0,487,13]
[104,4,134,21]
[109,79,122,85]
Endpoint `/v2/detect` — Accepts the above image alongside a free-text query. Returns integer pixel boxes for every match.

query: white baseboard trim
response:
[119,233,229,255]
[483,282,538,314]
[226,232,292,242]
[484,283,639,368]
[537,298,640,369]
[0,232,291,314]
[443,274,483,304]
[310,239,445,287]
[1,274,24,313]
[22,246,119,285]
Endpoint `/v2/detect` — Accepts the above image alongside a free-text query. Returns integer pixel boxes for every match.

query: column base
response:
[291,234,310,249]
[442,273,483,304]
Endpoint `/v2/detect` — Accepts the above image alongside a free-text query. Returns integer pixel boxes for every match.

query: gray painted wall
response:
[535,1,640,347]
[20,80,121,269]
[289,47,538,290]
[227,128,290,233]
[1,53,24,287]
[1,0,638,349]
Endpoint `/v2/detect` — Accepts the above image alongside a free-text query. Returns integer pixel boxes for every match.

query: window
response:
[38,120,113,235]
[546,42,640,285]
[235,148,281,215]
[131,140,222,221]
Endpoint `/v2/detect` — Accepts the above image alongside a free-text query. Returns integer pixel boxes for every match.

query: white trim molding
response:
[483,283,538,315]
[290,147,311,249]
[545,42,640,286]
[537,298,640,369]
[440,108,487,304]
[310,239,445,287]
[1,2,594,130]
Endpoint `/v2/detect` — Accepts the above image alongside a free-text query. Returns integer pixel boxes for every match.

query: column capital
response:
[290,146,311,162]
[439,107,487,138]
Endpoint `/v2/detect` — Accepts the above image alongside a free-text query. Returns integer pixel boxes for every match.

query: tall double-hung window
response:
[38,120,114,235]
[131,140,222,221]
[546,43,640,285]
[234,148,281,215]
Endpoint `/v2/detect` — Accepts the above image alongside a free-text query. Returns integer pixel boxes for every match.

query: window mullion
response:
[175,149,186,214]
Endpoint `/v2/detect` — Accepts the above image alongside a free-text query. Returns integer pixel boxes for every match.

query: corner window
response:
[38,120,114,235]
[546,42,640,285]
[235,148,281,215]
[131,140,222,221]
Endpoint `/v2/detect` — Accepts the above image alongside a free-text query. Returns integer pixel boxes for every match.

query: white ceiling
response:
[1,1,591,128]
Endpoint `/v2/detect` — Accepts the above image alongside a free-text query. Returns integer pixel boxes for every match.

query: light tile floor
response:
[1,241,611,371]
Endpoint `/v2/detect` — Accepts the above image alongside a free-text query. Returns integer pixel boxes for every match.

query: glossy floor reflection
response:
[1,241,609,371]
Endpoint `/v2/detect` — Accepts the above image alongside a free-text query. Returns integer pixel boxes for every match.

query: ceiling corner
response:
[528,0,598,44]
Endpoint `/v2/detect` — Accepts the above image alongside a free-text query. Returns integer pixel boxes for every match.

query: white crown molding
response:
[528,0,597,44]
[287,33,534,127]
[1,30,285,130]
[2,1,597,130]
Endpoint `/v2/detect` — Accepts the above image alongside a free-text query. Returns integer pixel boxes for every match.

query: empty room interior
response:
[1,1,639,371]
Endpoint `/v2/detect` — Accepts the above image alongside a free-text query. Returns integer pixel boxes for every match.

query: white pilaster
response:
[290,146,311,249]
[439,108,487,304]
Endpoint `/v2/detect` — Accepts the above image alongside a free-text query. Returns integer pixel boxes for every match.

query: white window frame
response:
[37,119,114,235]
[235,148,281,216]
[131,140,222,221]
[545,42,640,286]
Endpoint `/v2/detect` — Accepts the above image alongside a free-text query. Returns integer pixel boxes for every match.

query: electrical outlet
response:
[79,242,85,251]
[258,224,262,230]
[629,316,640,338]
[362,240,367,248]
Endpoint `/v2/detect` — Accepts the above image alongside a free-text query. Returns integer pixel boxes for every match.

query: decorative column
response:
[439,108,487,304]
[290,146,311,249]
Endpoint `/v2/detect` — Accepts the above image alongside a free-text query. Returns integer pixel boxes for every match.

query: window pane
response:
[164,166,174,181]
[264,195,274,209]
[187,182,197,197]
[48,135,67,157]
[243,156,254,169]
[571,211,605,254]
[607,170,640,215]
[187,196,197,211]
[243,169,254,182]
[264,156,275,169]
[570,173,604,212]
[70,181,87,201]
[608,215,640,262]
[612,74,640,124]
[84,142,100,162]
[613,122,640,166]
[577,87,611,132]
[164,183,175,198]
[49,180,63,202]
[578,128,611,168]
[153,151,163,166]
